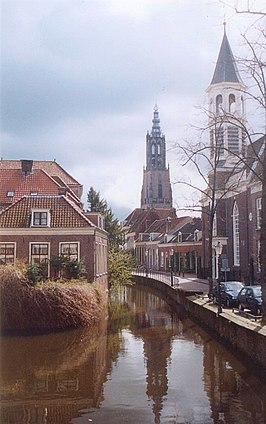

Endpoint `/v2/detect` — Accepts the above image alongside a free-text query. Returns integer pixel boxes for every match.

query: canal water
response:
[0,284,265,424]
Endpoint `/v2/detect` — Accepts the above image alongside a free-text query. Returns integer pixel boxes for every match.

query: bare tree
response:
[174,111,249,296]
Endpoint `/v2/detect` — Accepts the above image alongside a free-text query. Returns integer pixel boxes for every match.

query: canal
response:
[0,283,265,424]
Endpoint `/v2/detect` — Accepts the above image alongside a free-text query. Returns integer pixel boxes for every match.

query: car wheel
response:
[238,304,244,312]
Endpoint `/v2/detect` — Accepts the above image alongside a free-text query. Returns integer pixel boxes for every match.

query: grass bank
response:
[0,265,107,334]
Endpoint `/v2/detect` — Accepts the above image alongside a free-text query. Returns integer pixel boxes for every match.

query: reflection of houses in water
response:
[201,327,266,424]
[0,319,110,424]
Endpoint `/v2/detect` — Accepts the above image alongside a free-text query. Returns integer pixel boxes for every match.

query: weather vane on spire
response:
[223,19,226,34]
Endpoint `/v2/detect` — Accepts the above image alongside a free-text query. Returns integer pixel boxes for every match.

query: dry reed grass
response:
[0,265,107,333]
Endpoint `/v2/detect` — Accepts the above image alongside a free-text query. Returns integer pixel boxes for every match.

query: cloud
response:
[1,0,262,219]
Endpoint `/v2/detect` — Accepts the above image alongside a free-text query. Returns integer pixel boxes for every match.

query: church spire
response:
[210,29,241,85]
[151,104,161,137]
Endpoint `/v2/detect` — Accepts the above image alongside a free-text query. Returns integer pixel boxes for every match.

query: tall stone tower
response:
[206,25,247,169]
[140,105,173,209]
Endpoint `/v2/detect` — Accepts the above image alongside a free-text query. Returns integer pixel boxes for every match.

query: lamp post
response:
[170,248,174,287]
[145,250,148,277]
[214,241,223,314]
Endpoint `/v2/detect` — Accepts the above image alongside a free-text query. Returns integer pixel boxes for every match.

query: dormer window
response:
[31,209,51,227]
[7,191,14,197]
[178,232,182,243]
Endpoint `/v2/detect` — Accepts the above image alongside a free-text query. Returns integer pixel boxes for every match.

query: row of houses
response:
[0,159,108,286]
[123,208,202,276]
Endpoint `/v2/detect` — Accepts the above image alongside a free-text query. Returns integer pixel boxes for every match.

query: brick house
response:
[0,160,108,286]
[135,216,202,275]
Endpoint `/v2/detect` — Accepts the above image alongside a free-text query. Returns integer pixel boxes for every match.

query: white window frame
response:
[59,242,80,261]
[257,240,261,272]
[0,242,16,264]
[256,197,262,229]
[29,242,50,277]
[232,202,240,266]
[31,209,51,227]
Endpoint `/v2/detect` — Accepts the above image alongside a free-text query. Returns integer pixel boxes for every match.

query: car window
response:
[226,283,243,291]
[253,286,262,297]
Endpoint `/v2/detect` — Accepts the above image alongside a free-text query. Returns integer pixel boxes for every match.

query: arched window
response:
[233,202,240,266]
[157,143,161,155]
[210,98,213,113]
[158,183,162,199]
[151,144,155,155]
[229,94,236,113]
[216,95,223,113]
[241,96,244,114]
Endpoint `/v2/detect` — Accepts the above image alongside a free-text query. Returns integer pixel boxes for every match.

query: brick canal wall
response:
[134,275,266,370]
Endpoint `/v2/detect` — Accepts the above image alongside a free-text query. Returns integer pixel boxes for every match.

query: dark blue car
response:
[213,281,243,307]
[237,285,262,315]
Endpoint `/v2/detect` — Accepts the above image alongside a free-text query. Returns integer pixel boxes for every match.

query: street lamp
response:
[145,250,148,277]
[170,248,174,287]
[214,241,223,314]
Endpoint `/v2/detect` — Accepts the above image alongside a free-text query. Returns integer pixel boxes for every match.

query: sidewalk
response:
[133,270,209,293]
[172,274,209,293]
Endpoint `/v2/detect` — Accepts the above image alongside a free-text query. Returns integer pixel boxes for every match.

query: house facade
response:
[0,160,108,286]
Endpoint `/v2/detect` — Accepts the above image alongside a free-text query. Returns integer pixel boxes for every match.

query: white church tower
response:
[206,25,247,169]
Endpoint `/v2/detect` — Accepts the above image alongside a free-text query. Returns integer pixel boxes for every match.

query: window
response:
[216,95,222,113]
[30,243,49,277]
[152,144,155,155]
[257,240,261,272]
[6,191,14,197]
[178,232,182,243]
[31,209,51,227]
[158,183,163,199]
[158,143,161,155]
[160,252,164,268]
[60,243,79,261]
[228,126,239,153]
[229,94,236,113]
[256,197,262,229]
[0,243,15,264]
[212,212,217,237]
[232,202,240,266]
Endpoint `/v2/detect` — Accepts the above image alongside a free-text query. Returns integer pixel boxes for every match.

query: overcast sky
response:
[1,0,265,219]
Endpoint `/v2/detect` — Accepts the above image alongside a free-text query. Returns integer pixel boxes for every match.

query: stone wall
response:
[134,275,266,369]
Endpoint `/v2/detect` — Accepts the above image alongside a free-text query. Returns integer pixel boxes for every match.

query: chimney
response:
[21,160,33,176]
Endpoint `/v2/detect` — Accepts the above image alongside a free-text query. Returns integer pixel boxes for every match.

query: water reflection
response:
[0,284,265,424]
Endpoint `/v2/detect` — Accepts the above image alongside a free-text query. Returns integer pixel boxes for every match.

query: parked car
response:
[213,281,244,308]
[237,285,263,315]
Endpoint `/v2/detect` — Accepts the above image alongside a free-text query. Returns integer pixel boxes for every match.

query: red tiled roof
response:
[0,168,83,210]
[0,169,63,205]
[124,208,176,234]
[0,195,94,228]
[0,160,81,186]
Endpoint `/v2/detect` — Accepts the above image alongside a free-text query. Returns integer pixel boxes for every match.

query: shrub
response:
[0,264,107,333]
